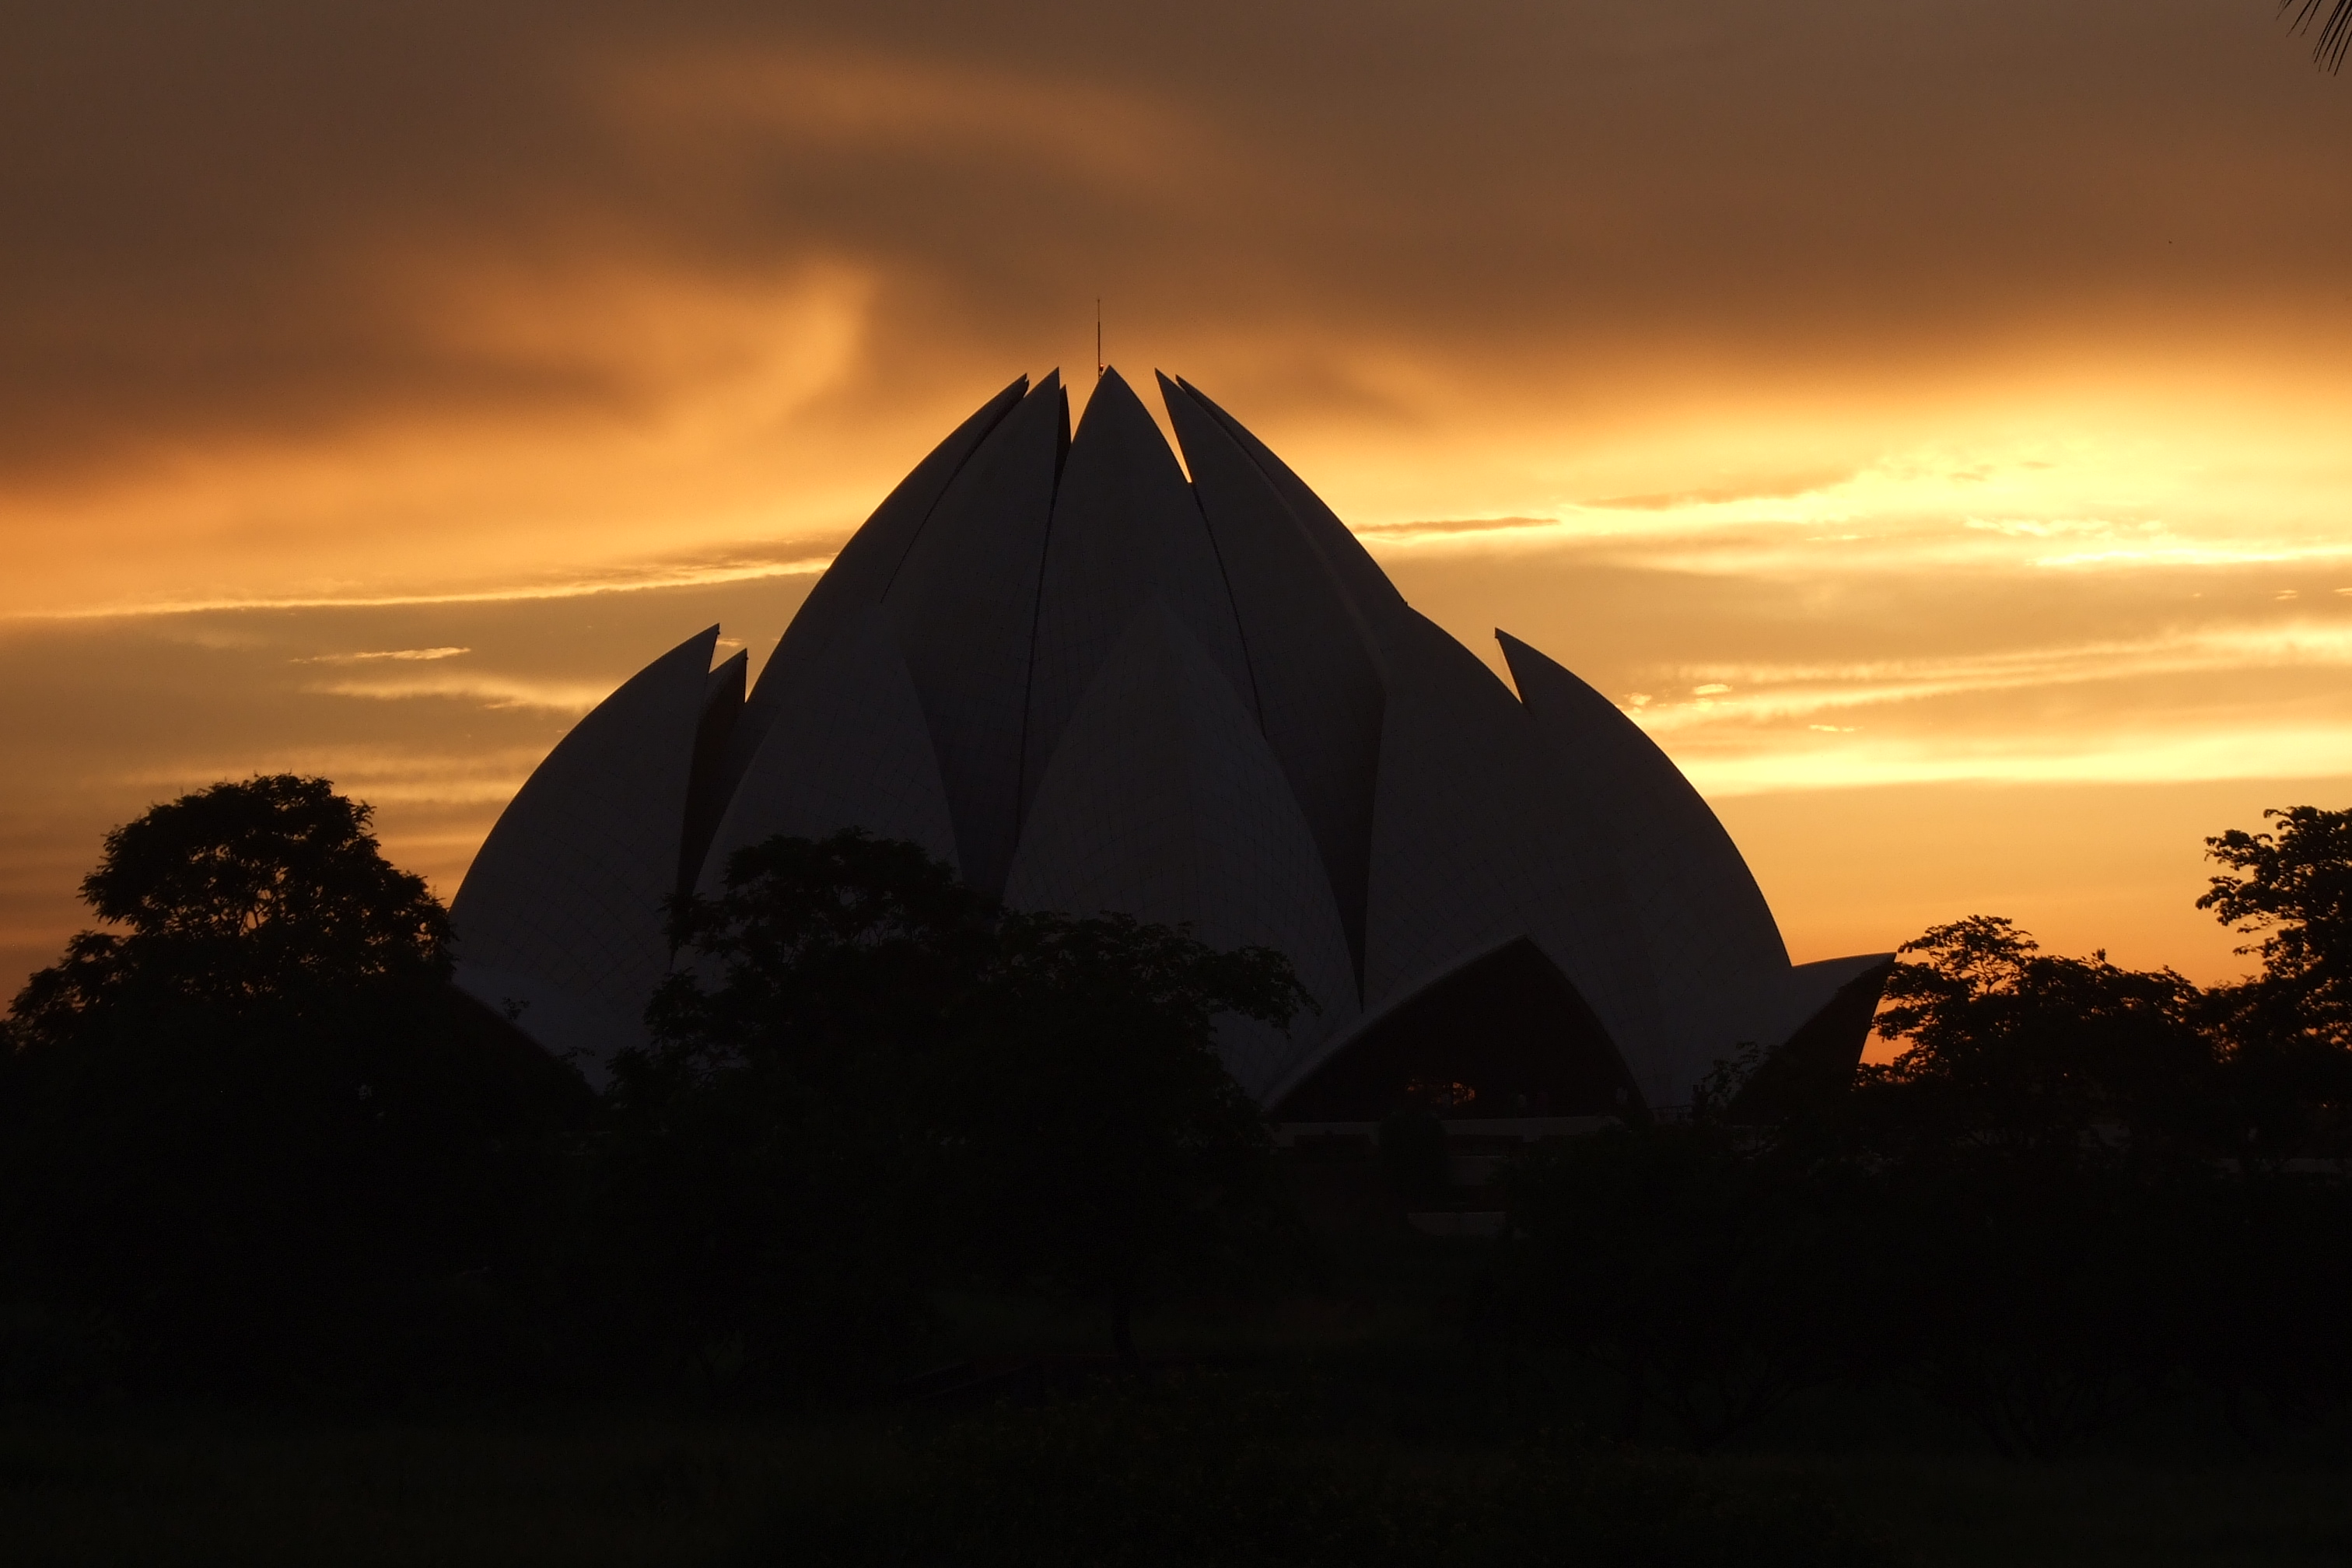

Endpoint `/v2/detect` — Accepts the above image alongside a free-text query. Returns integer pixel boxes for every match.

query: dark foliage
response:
[0,776,588,1395]
[1483,820,2352,1454]
[644,831,1000,1084]
[603,829,1306,1381]
[1844,901,2352,1451]
[584,832,999,1395]
[1857,1150,2189,1456]
[758,1378,1893,1568]
[3,804,1310,1402]
[940,909,1306,1363]
[9,774,450,1037]
[1483,1122,1864,1448]
[12,769,2352,1482]
[2201,806,2352,1158]
[1376,1108,1450,1203]
[2284,0,2352,72]
[2204,807,2352,1029]
[1861,916,2211,1154]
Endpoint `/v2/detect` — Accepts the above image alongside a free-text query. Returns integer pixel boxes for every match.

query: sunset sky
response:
[7,1,2352,1010]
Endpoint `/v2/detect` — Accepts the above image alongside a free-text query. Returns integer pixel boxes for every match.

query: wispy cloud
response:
[1683,723,2352,796]
[1627,621,2352,736]
[1356,516,1558,540]
[1580,469,1855,511]
[295,646,470,664]
[10,553,835,624]
[303,674,614,714]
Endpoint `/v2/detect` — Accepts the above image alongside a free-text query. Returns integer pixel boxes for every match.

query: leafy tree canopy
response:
[0,776,581,1396]
[1864,915,2207,1152]
[642,830,998,1092]
[2202,804,2352,1047]
[633,830,1310,1370]
[952,909,1307,1362]
[9,774,448,1045]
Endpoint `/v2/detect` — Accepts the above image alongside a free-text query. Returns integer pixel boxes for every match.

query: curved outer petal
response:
[1161,375,1383,993]
[718,376,1027,809]
[696,602,959,890]
[1500,631,1786,970]
[1023,368,1257,822]
[1499,628,1786,1093]
[1172,375,1412,654]
[1004,602,1359,1101]
[450,625,718,1073]
[1755,952,1901,1055]
[884,373,1066,897]
[1500,631,1893,1097]
[1355,611,1675,1105]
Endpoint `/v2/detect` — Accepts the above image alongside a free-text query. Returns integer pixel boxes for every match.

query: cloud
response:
[1355,516,1559,541]
[1682,723,2352,796]
[7,548,836,623]
[1628,621,2352,728]
[5,0,2348,495]
[299,667,635,713]
[1584,471,1856,510]
[296,647,471,664]
[5,0,2352,988]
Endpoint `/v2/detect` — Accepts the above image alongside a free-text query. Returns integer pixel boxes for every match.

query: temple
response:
[451,368,1892,1115]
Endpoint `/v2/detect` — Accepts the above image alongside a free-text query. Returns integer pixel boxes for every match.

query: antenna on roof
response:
[1095,298,1104,380]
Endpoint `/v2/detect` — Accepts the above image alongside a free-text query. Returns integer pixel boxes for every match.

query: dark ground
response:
[2,1234,2347,1566]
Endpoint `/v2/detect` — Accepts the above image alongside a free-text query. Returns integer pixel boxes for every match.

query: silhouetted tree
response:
[598,831,1000,1393]
[1483,805,2352,1455]
[9,774,450,1038]
[633,831,1307,1378]
[2203,806,2352,1041]
[1484,1122,1862,1447]
[1860,915,2210,1155]
[0,775,584,1394]
[645,831,1000,1085]
[947,911,1307,1366]
[1839,918,2221,1450]
[2200,807,2352,1160]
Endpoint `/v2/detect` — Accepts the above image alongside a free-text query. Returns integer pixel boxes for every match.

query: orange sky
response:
[5,2,2352,1004]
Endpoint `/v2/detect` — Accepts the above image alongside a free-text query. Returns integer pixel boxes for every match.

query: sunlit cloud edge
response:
[3,554,837,625]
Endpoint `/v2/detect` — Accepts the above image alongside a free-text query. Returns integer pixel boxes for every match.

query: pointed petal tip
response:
[1072,363,1153,437]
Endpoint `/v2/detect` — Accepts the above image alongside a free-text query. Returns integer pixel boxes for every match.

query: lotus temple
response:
[451,368,1891,1119]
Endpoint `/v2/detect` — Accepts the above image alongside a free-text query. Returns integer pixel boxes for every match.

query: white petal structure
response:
[450,625,719,1083]
[1162,375,1385,985]
[1006,602,1360,1099]
[454,370,1893,1110]
[1496,631,1791,1104]
[1024,370,1258,821]
[718,376,1028,807]
[697,604,960,887]
[886,374,1068,898]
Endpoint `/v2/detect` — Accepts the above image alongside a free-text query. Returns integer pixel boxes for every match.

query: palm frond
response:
[2283,0,2352,72]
